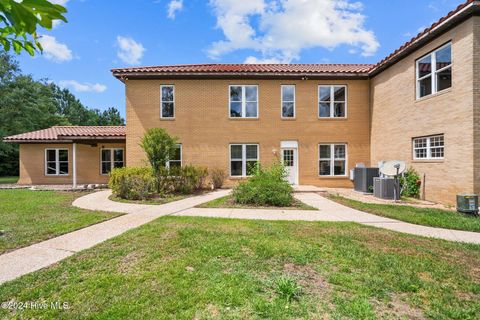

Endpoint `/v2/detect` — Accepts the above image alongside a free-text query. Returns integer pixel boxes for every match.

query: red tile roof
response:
[3,126,126,142]
[112,63,373,77]
[112,0,479,79]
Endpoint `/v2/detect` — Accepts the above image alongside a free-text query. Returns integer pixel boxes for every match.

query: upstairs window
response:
[281,85,295,118]
[416,43,452,99]
[160,85,175,118]
[413,135,444,160]
[167,144,182,168]
[319,144,347,176]
[101,148,124,175]
[230,144,259,177]
[318,85,347,118]
[45,149,69,176]
[229,85,258,118]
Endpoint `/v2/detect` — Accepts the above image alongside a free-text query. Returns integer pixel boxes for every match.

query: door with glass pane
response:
[281,148,297,185]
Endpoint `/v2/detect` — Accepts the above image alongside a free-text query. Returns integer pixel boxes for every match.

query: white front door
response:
[282,148,298,185]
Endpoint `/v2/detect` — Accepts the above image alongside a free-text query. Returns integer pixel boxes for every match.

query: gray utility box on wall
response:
[373,177,396,200]
[354,168,379,193]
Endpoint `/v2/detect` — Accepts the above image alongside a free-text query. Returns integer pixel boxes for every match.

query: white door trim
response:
[281,142,299,185]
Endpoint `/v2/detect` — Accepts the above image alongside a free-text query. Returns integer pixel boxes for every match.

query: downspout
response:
[73,143,77,189]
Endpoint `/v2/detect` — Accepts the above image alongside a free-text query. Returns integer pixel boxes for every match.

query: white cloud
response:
[38,35,73,62]
[167,0,184,19]
[58,80,107,93]
[208,0,379,62]
[50,0,69,5]
[116,36,145,65]
[244,56,283,64]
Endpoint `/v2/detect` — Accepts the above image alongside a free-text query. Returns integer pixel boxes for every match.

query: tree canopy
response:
[0,51,125,176]
[0,0,67,55]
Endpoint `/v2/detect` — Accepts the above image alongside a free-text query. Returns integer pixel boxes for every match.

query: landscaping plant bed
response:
[196,195,318,211]
[109,190,210,205]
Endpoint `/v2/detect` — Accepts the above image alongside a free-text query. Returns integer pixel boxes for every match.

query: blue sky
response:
[16,0,463,118]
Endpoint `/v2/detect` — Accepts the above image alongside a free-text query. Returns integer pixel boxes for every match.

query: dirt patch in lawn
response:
[373,294,425,320]
[283,263,331,298]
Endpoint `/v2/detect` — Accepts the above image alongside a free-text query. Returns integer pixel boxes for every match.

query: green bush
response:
[400,168,421,198]
[109,167,155,200]
[232,162,294,207]
[156,165,209,195]
[210,168,227,189]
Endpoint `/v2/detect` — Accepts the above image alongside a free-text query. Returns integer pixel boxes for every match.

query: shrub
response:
[232,162,294,207]
[400,168,421,198]
[109,167,155,200]
[156,165,209,195]
[210,168,227,189]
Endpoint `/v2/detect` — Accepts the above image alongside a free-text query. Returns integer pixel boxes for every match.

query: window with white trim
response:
[101,148,124,175]
[413,135,444,160]
[318,85,347,118]
[160,85,175,118]
[281,85,295,118]
[167,144,182,168]
[45,149,69,176]
[230,144,259,177]
[416,43,451,99]
[229,85,258,118]
[319,144,347,176]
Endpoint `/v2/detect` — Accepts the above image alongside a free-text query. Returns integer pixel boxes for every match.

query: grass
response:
[328,194,480,233]
[0,190,122,254]
[196,195,318,210]
[0,217,478,319]
[0,176,18,184]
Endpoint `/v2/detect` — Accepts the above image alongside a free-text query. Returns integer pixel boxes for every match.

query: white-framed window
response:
[160,85,175,118]
[413,135,444,160]
[229,85,258,118]
[101,148,124,175]
[167,144,182,168]
[319,144,347,176]
[281,85,295,118]
[45,148,69,176]
[416,42,452,99]
[318,85,347,118]
[230,144,259,177]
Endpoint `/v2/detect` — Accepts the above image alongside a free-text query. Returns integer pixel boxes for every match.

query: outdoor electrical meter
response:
[456,194,479,215]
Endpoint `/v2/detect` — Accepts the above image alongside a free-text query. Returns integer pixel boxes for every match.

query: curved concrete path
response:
[0,189,230,285]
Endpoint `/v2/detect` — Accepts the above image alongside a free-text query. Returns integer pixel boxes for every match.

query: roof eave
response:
[112,71,370,80]
[369,1,479,77]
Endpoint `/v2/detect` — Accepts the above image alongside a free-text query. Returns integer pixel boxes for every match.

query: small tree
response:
[140,128,177,191]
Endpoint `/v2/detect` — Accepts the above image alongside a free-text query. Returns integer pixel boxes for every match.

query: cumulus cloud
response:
[59,80,107,93]
[244,56,283,64]
[208,0,379,62]
[38,35,73,62]
[116,36,145,65]
[167,0,184,19]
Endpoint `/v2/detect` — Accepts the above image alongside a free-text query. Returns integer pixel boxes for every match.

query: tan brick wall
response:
[125,79,371,187]
[18,142,126,185]
[370,18,474,204]
[473,16,480,195]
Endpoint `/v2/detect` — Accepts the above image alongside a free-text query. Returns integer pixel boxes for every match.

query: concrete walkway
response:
[0,189,230,285]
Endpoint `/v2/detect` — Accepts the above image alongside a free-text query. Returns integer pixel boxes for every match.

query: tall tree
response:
[0,0,67,55]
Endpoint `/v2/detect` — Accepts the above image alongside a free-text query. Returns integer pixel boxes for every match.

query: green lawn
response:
[197,195,318,211]
[0,217,478,319]
[0,190,122,254]
[0,176,18,184]
[328,194,480,233]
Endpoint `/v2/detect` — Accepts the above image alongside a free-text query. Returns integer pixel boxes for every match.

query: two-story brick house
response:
[5,0,480,205]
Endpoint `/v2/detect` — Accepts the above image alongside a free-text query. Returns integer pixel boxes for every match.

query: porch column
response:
[72,143,77,189]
